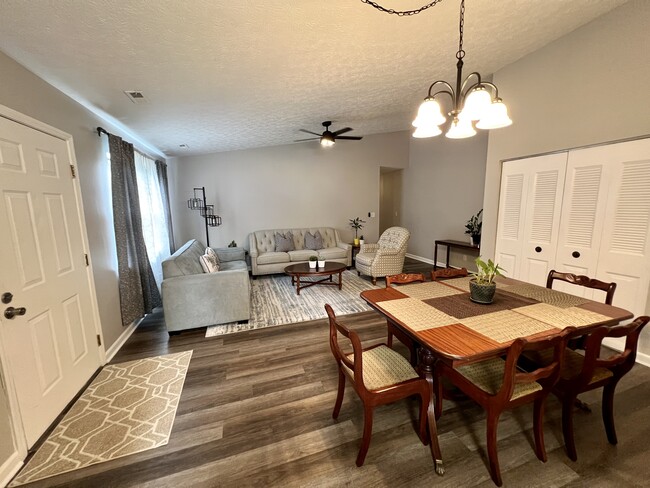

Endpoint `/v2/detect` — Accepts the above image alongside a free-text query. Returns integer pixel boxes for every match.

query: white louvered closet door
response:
[553,151,611,299]
[595,138,650,319]
[496,153,568,286]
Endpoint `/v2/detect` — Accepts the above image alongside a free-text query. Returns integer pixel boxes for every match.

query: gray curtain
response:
[156,159,175,254]
[109,134,162,325]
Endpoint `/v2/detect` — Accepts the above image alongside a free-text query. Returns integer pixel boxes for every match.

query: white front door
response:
[0,114,102,447]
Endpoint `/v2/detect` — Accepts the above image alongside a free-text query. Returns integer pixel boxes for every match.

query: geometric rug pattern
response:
[206,269,380,337]
[10,351,193,486]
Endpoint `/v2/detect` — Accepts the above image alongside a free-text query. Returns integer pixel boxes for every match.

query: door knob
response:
[4,307,26,319]
[535,246,542,253]
[572,251,581,258]
[1,292,12,304]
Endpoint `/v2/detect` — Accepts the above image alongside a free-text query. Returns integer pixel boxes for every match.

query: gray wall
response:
[0,51,148,350]
[404,132,488,269]
[169,132,410,249]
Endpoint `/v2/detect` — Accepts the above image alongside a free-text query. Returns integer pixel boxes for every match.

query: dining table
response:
[360,275,633,475]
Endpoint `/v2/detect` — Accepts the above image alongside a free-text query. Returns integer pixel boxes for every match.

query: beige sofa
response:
[249,227,351,276]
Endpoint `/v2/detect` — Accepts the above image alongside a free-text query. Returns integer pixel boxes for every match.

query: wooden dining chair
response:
[385,273,426,365]
[325,303,430,467]
[524,316,649,462]
[546,270,617,305]
[434,328,574,487]
[430,267,469,281]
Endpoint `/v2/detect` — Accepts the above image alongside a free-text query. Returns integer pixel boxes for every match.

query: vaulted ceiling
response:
[0,0,628,156]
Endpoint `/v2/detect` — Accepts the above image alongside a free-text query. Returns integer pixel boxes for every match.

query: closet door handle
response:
[535,246,542,253]
[572,251,581,258]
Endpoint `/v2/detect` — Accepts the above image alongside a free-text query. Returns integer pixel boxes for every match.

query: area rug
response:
[10,351,193,486]
[206,270,379,337]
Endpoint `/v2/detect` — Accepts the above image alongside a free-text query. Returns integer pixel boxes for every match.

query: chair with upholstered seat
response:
[385,273,426,365]
[434,328,574,486]
[546,270,617,305]
[524,316,648,462]
[325,303,430,467]
[431,267,468,281]
[355,227,410,285]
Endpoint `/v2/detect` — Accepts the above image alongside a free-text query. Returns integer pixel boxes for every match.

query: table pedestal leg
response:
[418,348,444,475]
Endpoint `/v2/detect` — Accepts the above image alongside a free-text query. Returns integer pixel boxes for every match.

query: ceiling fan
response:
[295,121,363,147]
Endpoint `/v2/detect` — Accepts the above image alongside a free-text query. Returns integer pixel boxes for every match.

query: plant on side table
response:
[349,217,366,246]
[309,255,318,269]
[465,209,483,247]
[469,257,505,304]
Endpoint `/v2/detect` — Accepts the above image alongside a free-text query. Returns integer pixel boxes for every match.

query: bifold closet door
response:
[495,153,567,286]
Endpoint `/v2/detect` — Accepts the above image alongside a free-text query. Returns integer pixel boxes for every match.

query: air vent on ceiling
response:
[124,90,148,104]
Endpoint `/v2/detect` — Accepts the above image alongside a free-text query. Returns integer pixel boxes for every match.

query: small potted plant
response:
[359,235,365,245]
[469,257,505,304]
[309,255,318,269]
[317,256,326,268]
[465,209,483,247]
[349,217,366,246]
[228,240,237,248]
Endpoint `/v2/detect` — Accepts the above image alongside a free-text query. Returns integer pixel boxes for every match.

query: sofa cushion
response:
[199,253,219,273]
[216,247,245,262]
[162,239,206,278]
[288,250,316,262]
[356,252,376,266]
[304,230,323,250]
[318,247,347,260]
[206,247,221,266]
[275,232,295,252]
[219,260,248,271]
[257,252,291,265]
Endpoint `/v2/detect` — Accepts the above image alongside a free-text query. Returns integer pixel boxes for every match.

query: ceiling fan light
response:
[412,98,446,127]
[445,117,476,139]
[412,125,442,138]
[460,86,492,121]
[476,99,512,129]
[320,135,335,147]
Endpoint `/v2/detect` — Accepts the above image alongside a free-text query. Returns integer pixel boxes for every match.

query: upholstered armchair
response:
[355,227,410,285]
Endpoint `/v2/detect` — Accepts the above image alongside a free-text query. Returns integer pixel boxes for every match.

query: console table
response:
[433,239,479,270]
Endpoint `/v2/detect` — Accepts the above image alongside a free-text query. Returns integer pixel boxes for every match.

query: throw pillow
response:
[206,247,220,265]
[304,230,323,250]
[199,253,219,273]
[274,232,295,252]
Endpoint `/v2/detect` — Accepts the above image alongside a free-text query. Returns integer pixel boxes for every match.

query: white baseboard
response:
[0,451,23,488]
[405,253,459,270]
[104,319,139,363]
[635,350,650,368]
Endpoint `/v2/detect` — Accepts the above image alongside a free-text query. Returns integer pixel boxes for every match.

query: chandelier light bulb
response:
[412,98,446,127]
[460,86,492,121]
[446,117,476,139]
[413,125,442,138]
[476,99,513,129]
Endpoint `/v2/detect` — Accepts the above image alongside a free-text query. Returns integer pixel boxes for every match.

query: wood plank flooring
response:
[17,259,650,487]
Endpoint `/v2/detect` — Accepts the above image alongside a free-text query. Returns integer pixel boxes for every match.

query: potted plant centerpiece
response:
[349,217,366,246]
[317,256,326,268]
[465,209,483,247]
[309,255,318,269]
[469,257,505,304]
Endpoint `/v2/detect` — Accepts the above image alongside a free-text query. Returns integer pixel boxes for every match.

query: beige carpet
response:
[206,269,380,337]
[10,351,193,486]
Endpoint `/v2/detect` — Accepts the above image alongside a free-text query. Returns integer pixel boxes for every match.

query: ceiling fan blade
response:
[335,136,363,140]
[332,127,353,136]
[294,137,320,142]
[299,129,322,136]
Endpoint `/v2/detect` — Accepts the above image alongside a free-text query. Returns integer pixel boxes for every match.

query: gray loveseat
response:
[161,239,250,334]
[249,227,351,276]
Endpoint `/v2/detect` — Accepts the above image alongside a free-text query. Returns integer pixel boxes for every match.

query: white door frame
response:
[0,103,106,482]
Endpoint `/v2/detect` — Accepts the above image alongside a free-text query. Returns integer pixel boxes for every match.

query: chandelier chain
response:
[360,0,444,16]
[456,0,465,60]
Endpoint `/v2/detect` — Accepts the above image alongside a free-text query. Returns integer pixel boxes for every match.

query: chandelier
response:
[411,0,512,139]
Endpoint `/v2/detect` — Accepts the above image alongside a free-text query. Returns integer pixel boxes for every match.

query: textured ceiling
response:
[0,0,629,156]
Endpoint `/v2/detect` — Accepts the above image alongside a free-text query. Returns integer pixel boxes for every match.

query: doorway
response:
[379,168,403,235]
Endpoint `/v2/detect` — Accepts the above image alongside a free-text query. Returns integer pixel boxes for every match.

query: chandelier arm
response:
[426,80,454,98]
[459,72,483,95]
[480,81,500,99]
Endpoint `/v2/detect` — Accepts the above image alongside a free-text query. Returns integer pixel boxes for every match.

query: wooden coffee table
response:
[284,262,346,295]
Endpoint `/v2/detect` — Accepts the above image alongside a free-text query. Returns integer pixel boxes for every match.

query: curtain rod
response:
[96,126,110,137]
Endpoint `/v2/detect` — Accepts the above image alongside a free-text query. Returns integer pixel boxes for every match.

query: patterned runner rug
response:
[206,270,379,337]
[10,351,193,486]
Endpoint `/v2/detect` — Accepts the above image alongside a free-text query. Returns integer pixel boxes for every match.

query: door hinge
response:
[84,253,89,266]
[96,334,102,347]
[70,164,76,178]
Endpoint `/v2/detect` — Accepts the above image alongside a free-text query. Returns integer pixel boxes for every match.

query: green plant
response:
[349,217,366,238]
[359,235,364,240]
[228,240,237,248]
[471,257,505,285]
[465,209,483,238]
[309,255,318,262]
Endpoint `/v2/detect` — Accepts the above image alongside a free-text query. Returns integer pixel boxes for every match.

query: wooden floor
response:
[20,259,650,487]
